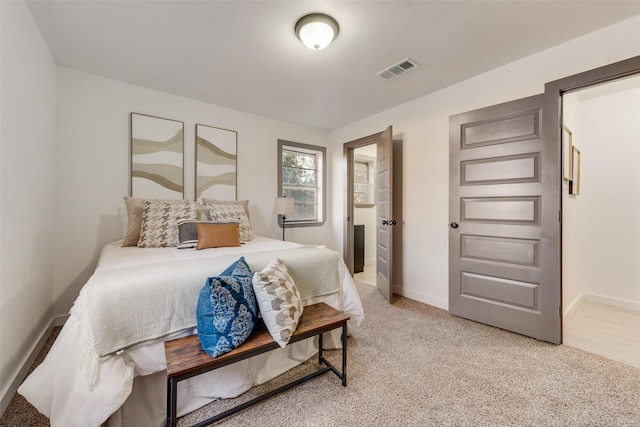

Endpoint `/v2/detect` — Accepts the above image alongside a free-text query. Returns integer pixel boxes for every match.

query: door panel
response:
[462,108,540,147]
[460,235,538,266]
[461,196,540,223]
[376,126,393,302]
[461,152,540,184]
[449,94,560,344]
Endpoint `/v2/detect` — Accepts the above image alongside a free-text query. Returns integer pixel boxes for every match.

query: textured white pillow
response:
[201,199,250,221]
[207,203,253,242]
[121,197,188,247]
[138,201,197,247]
[252,258,304,348]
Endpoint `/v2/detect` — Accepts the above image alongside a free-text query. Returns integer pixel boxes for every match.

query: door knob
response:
[382,220,389,225]
[449,222,459,229]
[390,219,397,226]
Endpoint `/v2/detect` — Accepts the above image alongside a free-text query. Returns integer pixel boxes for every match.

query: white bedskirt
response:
[18,237,364,427]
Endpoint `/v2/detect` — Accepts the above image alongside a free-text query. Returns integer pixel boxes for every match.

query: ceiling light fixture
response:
[295,13,339,51]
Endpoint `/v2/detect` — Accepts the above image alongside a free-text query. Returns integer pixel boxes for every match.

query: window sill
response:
[279,220,325,228]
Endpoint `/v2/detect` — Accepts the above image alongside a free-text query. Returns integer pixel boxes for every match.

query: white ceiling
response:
[26,1,640,130]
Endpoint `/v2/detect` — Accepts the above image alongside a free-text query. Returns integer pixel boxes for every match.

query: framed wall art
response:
[130,113,184,199]
[562,124,573,181]
[570,146,581,196]
[195,124,237,200]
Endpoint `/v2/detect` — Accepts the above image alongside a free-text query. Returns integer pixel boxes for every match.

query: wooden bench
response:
[164,302,350,427]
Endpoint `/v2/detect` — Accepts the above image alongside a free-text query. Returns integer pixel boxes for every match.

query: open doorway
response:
[561,74,640,368]
[343,128,402,303]
[352,144,377,286]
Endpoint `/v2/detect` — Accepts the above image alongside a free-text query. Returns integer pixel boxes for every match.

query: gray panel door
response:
[449,95,561,344]
[376,126,393,302]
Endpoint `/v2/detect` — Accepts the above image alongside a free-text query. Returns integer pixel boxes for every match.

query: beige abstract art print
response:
[195,124,237,200]
[131,113,184,199]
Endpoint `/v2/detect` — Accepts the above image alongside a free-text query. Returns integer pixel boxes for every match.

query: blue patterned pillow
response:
[196,257,258,358]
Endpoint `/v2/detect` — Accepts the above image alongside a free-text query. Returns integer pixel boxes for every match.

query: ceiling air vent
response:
[376,58,420,80]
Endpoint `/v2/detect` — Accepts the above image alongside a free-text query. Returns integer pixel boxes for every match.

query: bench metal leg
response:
[167,377,177,427]
[318,322,348,386]
[341,322,347,387]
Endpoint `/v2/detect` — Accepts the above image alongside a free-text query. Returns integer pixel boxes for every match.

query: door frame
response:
[343,132,382,275]
[546,56,640,341]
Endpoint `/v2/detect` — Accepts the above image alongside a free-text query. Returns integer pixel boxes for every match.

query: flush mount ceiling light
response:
[295,13,339,50]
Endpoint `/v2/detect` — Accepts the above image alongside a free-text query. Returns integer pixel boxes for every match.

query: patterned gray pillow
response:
[207,203,253,242]
[201,199,250,221]
[122,197,187,247]
[138,201,197,247]
[251,258,303,348]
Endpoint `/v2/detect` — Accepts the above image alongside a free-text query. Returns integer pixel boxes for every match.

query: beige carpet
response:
[3,281,640,426]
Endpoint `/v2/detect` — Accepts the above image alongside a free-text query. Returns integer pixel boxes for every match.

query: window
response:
[354,159,375,207]
[278,140,326,227]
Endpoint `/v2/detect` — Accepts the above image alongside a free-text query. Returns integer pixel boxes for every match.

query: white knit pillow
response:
[138,201,197,247]
[252,258,303,348]
[207,203,253,242]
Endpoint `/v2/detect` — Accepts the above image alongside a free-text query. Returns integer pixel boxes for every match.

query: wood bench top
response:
[165,302,349,380]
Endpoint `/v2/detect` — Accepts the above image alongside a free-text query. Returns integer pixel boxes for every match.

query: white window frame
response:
[277,139,326,228]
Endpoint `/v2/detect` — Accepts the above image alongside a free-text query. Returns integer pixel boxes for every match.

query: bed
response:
[18,224,364,427]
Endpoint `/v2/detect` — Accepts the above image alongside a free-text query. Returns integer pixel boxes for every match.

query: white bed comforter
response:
[18,237,364,427]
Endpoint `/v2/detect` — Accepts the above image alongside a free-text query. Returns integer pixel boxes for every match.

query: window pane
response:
[354,183,369,194]
[354,162,368,183]
[354,171,368,183]
[288,203,316,221]
[283,151,316,169]
[282,166,317,186]
[283,187,316,203]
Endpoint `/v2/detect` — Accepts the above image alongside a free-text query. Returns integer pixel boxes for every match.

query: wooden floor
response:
[353,263,376,285]
[563,300,640,369]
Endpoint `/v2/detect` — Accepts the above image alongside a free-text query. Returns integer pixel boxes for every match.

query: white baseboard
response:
[393,285,448,310]
[563,293,585,320]
[583,293,640,312]
[563,293,639,324]
[0,314,67,417]
[364,259,376,266]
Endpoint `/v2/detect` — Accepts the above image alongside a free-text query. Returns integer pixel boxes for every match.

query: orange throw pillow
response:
[195,222,241,250]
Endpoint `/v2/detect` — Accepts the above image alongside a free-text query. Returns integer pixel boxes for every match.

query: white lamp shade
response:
[295,14,339,50]
[273,197,294,215]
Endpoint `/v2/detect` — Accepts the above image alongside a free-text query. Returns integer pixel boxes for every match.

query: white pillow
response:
[138,201,197,247]
[252,259,304,348]
[207,203,253,242]
[121,197,188,247]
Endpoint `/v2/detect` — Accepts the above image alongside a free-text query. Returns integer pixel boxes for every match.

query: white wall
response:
[53,68,333,316]
[573,83,640,311]
[0,0,56,410]
[561,93,582,314]
[328,14,640,309]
